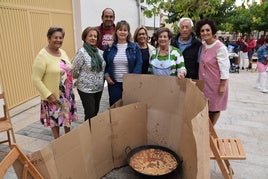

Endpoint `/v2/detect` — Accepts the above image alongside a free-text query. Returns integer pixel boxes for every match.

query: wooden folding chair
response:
[209,121,246,179]
[0,144,43,178]
[0,92,16,147]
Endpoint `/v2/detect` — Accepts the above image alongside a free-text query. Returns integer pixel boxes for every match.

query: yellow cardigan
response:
[32,48,71,100]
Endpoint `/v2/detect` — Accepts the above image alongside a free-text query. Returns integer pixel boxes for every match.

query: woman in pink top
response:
[196,18,230,125]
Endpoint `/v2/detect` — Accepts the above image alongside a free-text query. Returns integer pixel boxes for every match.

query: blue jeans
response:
[248,50,254,60]
[108,82,123,106]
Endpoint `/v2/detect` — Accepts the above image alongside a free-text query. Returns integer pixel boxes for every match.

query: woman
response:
[256,37,268,93]
[239,35,249,70]
[148,27,186,78]
[103,20,142,106]
[247,34,256,70]
[133,26,155,74]
[32,27,78,139]
[72,27,106,121]
[195,18,230,126]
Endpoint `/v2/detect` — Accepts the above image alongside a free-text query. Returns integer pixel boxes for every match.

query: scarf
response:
[83,42,103,72]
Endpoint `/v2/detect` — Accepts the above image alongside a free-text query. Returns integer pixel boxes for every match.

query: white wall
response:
[73,0,141,50]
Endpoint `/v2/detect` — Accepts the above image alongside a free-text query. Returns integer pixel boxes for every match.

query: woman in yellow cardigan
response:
[32,27,78,139]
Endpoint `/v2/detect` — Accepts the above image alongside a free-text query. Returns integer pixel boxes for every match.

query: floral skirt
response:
[40,60,78,128]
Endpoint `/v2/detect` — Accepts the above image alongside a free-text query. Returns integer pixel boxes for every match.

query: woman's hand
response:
[218,79,227,95]
[177,72,185,79]
[47,94,58,104]
[105,76,115,85]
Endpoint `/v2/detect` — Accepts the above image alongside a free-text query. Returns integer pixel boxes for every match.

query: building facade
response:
[0,0,147,108]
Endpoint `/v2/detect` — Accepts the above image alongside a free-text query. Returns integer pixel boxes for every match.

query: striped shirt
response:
[113,43,128,82]
[148,46,186,76]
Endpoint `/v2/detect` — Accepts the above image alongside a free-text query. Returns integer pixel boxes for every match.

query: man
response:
[97,8,116,50]
[171,17,202,79]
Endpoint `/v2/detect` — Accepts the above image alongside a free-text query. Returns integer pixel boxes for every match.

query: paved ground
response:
[1,70,268,179]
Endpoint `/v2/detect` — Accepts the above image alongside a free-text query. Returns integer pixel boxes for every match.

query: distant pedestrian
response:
[133,26,155,74]
[257,35,265,50]
[171,17,202,79]
[239,35,249,70]
[247,34,256,70]
[97,8,116,50]
[103,20,142,106]
[255,37,268,93]
[72,27,106,121]
[32,27,78,139]
[196,18,230,126]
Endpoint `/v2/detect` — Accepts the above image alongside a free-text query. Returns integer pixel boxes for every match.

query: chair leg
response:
[6,131,11,147]
[10,128,16,143]
[224,159,234,176]
[210,136,231,179]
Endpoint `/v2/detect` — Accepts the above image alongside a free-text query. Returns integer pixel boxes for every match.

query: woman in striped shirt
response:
[103,20,142,106]
[148,27,186,78]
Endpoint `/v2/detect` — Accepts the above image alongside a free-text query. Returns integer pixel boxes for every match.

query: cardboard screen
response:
[25,75,210,179]
[122,74,210,179]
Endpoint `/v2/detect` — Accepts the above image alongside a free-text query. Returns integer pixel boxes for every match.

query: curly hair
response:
[195,18,218,37]
[47,27,65,39]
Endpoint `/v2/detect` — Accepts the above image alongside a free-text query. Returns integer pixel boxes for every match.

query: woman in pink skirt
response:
[195,18,230,125]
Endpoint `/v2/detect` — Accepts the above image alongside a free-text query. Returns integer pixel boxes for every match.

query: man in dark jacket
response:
[171,17,202,79]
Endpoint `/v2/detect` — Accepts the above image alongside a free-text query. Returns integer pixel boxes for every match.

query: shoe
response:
[255,86,262,90]
[260,89,268,93]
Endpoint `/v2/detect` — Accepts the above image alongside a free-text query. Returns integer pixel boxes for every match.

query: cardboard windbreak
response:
[122,74,210,179]
[25,75,209,179]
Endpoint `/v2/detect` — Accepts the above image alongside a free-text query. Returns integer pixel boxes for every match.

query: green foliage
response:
[144,0,268,34]
[227,1,268,34]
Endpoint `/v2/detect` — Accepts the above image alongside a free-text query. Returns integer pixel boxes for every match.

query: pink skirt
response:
[257,62,268,73]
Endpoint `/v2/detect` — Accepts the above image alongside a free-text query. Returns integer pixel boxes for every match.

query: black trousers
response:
[77,89,103,121]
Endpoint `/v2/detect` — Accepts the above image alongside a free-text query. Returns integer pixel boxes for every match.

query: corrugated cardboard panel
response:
[122,74,210,179]
[51,121,97,179]
[90,111,114,178]
[122,74,186,146]
[110,103,147,167]
[26,144,58,179]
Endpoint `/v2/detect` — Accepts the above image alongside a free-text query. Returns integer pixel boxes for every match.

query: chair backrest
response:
[0,92,10,121]
[0,93,6,120]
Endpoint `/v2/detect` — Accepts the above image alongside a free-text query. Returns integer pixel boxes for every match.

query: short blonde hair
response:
[133,26,149,42]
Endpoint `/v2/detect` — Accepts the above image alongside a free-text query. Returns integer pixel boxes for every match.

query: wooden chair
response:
[0,144,43,179]
[0,92,16,147]
[209,121,246,179]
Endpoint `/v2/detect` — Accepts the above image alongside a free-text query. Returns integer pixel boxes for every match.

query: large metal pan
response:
[125,145,182,177]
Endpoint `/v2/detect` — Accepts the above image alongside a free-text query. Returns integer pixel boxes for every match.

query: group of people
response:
[32,8,230,138]
[234,34,268,93]
[236,34,256,70]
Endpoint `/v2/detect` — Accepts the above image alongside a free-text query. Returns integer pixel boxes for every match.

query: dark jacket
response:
[103,42,142,81]
[171,33,202,79]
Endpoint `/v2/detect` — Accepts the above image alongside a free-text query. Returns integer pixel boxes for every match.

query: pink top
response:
[199,40,229,111]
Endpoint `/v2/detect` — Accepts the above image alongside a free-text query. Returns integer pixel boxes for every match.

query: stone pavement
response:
[1,71,268,179]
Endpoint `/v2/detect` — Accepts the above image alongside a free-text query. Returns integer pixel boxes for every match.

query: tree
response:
[249,1,268,35]
[143,0,236,31]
